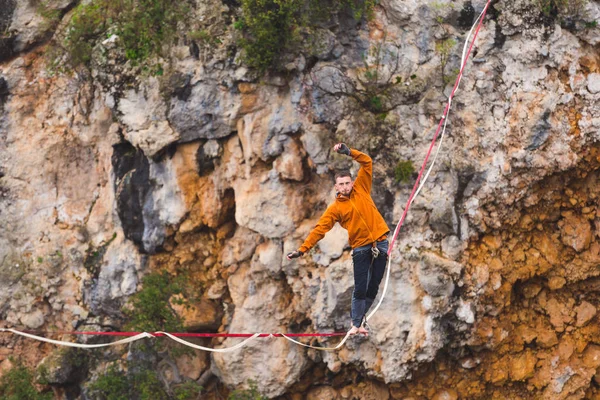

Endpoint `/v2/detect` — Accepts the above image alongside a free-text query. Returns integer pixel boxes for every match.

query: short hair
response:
[334,170,352,183]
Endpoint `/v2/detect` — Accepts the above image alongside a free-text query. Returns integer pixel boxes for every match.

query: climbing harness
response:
[0,0,492,352]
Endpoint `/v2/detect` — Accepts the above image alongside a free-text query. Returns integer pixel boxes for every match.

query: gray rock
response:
[169,82,238,142]
[213,276,308,397]
[38,348,87,384]
[441,235,465,260]
[587,73,600,94]
[418,251,463,297]
[221,227,262,267]
[312,256,354,330]
[251,239,283,277]
[141,161,187,252]
[86,239,140,316]
[7,0,74,54]
[20,309,45,329]
[424,172,459,235]
[233,174,296,238]
[315,223,348,265]
[301,127,330,170]
[305,28,338,61]
[526,110,552,151]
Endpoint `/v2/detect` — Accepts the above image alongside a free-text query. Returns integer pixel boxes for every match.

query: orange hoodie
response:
[299,149,390,253]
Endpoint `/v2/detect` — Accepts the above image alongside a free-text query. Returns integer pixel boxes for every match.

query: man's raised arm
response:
[350,149,372,193]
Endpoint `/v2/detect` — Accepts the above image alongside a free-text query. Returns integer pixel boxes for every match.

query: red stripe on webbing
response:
[26,331,347,338]
[387,0,492,256]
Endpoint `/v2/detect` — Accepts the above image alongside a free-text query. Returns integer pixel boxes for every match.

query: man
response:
[287,143,390,336]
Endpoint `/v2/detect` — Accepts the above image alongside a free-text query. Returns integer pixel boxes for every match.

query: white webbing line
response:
[157,332,262,353]
[366,4,489,323]
[279,331,352,351]
[0,328,154,349]
[410,5,487,204]
[0,328,262,353]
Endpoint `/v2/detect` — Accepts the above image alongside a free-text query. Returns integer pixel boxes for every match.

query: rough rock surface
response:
[1,0,600,398]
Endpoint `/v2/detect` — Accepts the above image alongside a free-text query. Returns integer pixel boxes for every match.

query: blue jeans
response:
[351,240,389,327]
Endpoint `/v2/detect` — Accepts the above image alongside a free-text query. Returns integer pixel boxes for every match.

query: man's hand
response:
[286,250,304,260]
[333,143,350,156]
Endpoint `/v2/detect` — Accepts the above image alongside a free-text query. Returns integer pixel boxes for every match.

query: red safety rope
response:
[387,0,491,255]
[16,330,347,338]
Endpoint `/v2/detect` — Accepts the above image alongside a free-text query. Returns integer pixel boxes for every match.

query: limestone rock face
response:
[1,0,600,398]
[233,172,298,238]
[37,348,87,385]
[213,266,308,397]
[169,82,239,142]
[4,0,75,55]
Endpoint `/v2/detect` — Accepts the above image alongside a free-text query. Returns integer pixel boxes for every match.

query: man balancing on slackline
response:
[287,143,390,336]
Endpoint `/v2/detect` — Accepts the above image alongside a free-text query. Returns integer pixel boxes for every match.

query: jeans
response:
[351,240,389,327]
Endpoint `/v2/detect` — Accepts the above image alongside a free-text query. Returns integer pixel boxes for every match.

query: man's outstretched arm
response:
[287,206,338,260]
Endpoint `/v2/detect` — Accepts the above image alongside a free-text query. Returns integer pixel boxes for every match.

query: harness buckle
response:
[371,244,380,259]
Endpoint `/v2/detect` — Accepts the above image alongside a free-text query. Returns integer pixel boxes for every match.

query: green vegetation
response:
[130,368,168,400]
[173,381,204,400]
[40,0,382,72]
[338,0,378,20]
[189,30,222,47]
[235,0,304,71]
[84,232,117,278]
[394,160,415,184]
[123,271,187,332]
[36,1,63,30]
[309,35,405,115]
[585,20,598,28]
[49,0,188,70]
[435,37,456,89]
[236,0,378,70]
[536,0,587,17]
[89,364,166,400]
[229,380,268,400]
[430,1,455,26]
[89,363,202,400]
[88,365,129,400]
[534,0,594,27]
[0,361,52,400]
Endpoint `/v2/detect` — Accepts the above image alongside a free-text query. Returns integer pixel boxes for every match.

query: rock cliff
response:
[1,0,600,398]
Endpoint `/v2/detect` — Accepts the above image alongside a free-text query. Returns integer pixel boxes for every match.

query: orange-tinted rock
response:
[532,233,560,265]
[432,389,458,400]
[482,235,503,250]
[489,258,504,271]
[486,357,509,384]
[547,276,566,290]
[509,351,537,381]
[583,345,600,368]
[515,325,537,344]
[575,301,597,327]
[537,328,559,348]
[346,381,390,400]
[175,352,209,380]
[170,296,221,331]
[306,386,339,400]
[560,212,592,251]
[545,298,573,332]
[557,340,574,361]
[274,140,305,181]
